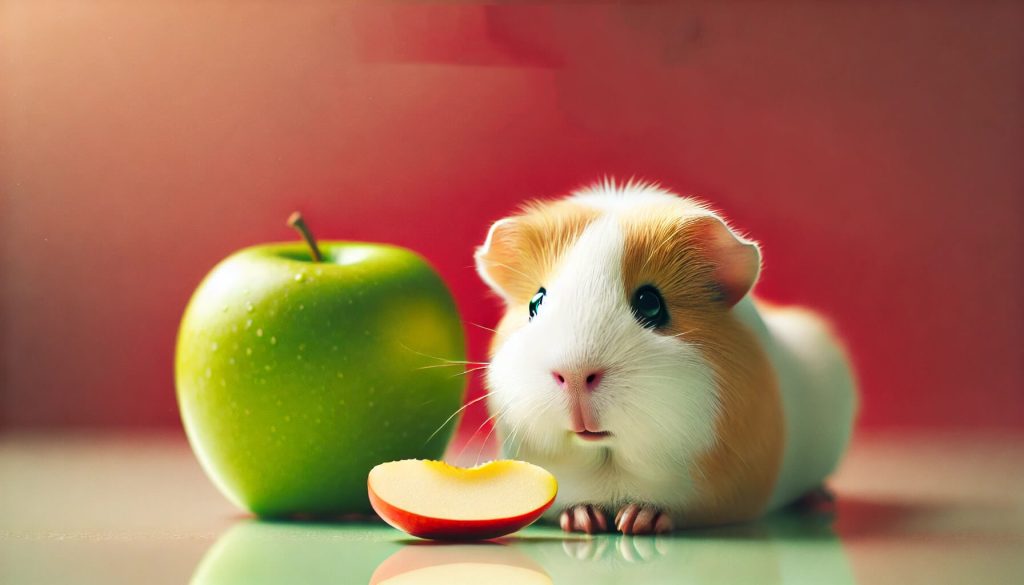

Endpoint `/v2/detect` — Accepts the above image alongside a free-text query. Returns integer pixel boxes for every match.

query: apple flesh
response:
[368,459,557,540]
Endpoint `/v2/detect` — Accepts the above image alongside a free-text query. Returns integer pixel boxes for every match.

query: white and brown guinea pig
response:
[474,180,858,534]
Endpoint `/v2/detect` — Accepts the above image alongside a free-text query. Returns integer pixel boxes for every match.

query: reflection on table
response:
[190,509,854,585]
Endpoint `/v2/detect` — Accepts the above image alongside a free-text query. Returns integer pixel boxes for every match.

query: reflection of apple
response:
[371,544,551,585]
[190,521,399,585]
[176,213,466,517]
[368,459,557,540]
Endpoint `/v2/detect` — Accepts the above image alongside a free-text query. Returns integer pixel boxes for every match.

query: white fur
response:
[731,299,858,509]
[570,178,706,214]
[484,214,721,522]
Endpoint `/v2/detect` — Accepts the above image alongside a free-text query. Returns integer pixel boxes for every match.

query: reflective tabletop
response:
[1,431,1021,584]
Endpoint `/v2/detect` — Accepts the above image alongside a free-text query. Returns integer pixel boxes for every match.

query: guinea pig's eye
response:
[528,287,546,321]
[631,285,668,329]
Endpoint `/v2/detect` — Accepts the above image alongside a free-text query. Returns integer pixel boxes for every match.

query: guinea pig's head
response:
[475,183,761,466]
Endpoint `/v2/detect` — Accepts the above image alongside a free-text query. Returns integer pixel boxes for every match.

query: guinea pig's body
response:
[475,181,857,533]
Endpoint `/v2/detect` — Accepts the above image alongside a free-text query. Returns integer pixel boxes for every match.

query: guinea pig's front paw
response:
[559,504,609,534]
[615,504,673,535]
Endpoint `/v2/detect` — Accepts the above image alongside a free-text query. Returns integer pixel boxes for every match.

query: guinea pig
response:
[474,180,858,534]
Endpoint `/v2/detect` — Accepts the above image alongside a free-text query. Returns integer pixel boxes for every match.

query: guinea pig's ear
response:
[475,217,523,302]
[692,215,762,307]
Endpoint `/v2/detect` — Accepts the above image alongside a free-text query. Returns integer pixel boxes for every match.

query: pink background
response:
[2,2,1022,432]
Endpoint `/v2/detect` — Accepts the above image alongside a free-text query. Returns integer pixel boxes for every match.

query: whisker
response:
[502,420,523,459]
[399,342,488,366]
[423,391,494,446]
[498,409,526,458]
[455,409,501,462]
[417,361,489,371]
[467,321,497,333]
[447,365,490,379]
[466,404,513,464]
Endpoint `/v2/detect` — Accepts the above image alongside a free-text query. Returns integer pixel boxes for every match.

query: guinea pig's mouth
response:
[574,430,613,442]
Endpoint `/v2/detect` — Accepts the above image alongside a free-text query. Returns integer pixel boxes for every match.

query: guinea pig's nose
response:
[552,369,604,393]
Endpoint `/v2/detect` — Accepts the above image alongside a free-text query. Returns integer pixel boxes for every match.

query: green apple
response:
[175,213,466,517]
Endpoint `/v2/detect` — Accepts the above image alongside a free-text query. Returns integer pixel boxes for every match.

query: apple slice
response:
[368,459,557,540]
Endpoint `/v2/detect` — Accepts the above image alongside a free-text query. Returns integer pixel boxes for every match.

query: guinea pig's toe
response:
[631,507,659,533]
[653,512,673,534]
[560,504,607,534]
[616,504,673,535]
[615,503,639,532]
[589,505,609,532]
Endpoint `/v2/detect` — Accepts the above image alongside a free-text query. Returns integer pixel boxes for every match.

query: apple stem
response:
[287,212,323,262]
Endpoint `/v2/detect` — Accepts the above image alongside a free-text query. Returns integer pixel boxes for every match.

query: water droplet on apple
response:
[265,365,271,371]
[299,304,305,311]
[245,319,253,329]
[294,273,306,282]
[229,357,236,365]
[246,347,253,356]
[257,328,264,337]
[270,336,277,345]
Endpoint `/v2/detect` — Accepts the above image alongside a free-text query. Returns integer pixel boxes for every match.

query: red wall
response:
[2,2,1022,431]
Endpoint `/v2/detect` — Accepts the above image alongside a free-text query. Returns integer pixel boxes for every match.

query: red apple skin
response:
[367,482,555,541]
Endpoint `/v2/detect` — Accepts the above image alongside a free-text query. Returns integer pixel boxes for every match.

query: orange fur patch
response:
[621,202,784,526]
[477,199,600,351]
